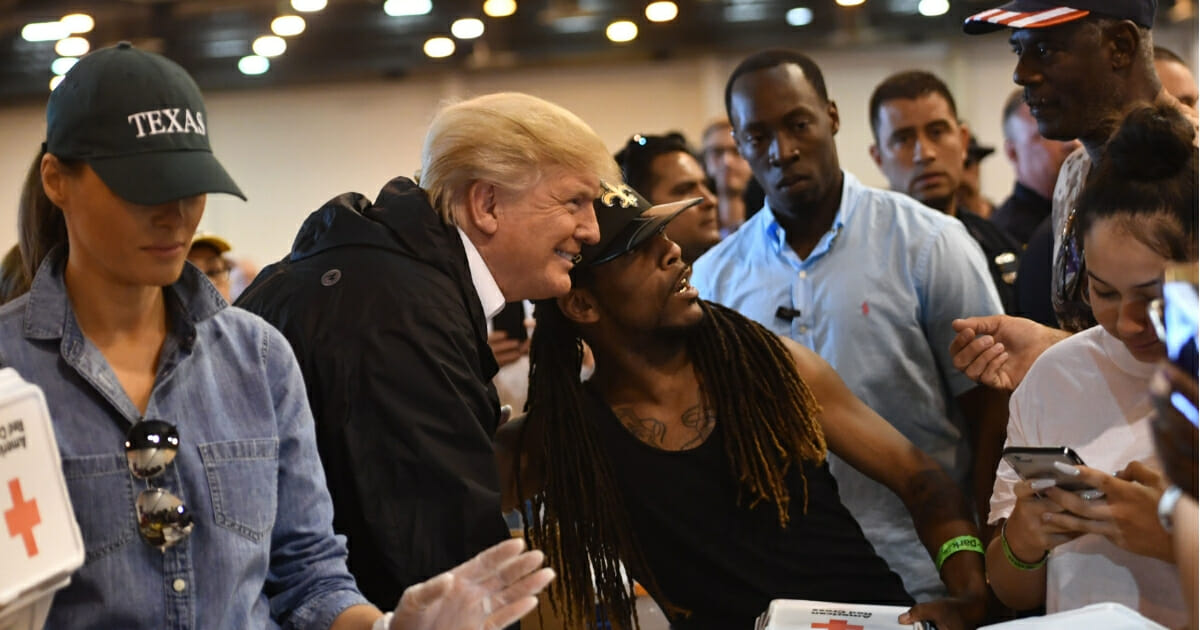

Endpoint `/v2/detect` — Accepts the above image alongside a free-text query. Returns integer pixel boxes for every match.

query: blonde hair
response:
[419,92,620,224]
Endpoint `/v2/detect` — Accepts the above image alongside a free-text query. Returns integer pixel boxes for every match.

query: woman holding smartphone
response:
[3,43,551,630]
[985,104,1198,627]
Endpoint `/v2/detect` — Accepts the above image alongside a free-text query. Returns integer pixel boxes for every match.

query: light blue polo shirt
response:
[693,171,1002,602]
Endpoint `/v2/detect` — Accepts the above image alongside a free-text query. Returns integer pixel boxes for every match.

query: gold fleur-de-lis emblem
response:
[599,181,639,209]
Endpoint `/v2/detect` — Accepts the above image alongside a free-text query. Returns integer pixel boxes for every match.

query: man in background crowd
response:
[616,132,721,264]
[1155,46,1198,110]
[693,49,1009,603]
[700,118,763,236]
[188,231,233,302]
[958,133,997,220]
[868,70,1021,314]
[991,89,1080,247]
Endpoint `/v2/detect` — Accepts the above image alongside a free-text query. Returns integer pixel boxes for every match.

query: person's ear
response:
[957,123,971,162]
[1102,20,1140,70]
[558,288,600,325]
[463,180,500,236]
[868,142,883,168]
[828,100,840,136]
[40,153,71,210]
[1003,138,1019,165]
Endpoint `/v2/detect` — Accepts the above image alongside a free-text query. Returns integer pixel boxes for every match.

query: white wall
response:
[1,23,1195,265]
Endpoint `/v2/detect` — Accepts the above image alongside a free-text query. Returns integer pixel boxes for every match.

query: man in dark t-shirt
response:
[496,185,987,630]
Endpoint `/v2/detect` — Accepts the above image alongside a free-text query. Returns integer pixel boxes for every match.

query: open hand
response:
[950,316,1069,390]
[488,331,529,367]
[391,538,555,630]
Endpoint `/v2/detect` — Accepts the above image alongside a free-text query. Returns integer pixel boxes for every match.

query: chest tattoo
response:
[615,404,716,450]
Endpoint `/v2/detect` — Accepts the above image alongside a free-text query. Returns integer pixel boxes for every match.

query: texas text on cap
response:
[45,42,245,205]
[963,0,1157,35]
[578,181,702,266]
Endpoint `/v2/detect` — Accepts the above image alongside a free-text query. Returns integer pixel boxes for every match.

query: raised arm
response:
[783,338,987,630]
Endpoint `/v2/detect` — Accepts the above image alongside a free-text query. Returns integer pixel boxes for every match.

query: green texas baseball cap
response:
[45,42,245,205]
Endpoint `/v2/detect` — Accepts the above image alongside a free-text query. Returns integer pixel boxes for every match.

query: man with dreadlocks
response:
[497,182,988,630]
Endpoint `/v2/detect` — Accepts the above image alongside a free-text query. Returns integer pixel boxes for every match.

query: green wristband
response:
[935,535,985,571]
[1000,521,1048,571]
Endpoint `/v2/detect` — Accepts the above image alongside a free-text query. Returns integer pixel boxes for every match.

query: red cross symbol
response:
[813,621,864,630]
[5,478,41,557]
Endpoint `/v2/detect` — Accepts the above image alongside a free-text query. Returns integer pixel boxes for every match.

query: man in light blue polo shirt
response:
[692,49,1009,603]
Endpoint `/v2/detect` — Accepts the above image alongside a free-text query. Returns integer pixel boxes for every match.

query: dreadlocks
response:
[522,297,826,630]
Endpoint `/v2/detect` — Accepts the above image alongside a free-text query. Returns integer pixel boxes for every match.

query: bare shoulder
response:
[778,336,831,385]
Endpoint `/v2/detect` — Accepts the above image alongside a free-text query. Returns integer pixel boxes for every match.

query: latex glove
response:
[391,538,555,630]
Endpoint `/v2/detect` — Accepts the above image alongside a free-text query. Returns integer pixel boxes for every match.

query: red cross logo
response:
[813,621,864,630]
[5,478,41,557]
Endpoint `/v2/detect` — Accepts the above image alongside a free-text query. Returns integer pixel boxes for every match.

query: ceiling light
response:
[50,75,65,91]
[291,0,327,12]
[645,1,678,22]
[60,13,94,34]
[451,18,485,39]
[271,15,306,36]
[51,57,78,76]
[384,0,432,16]
[483,0,517,17]
[786,7,814,25]
[836,0,865,5]
[253,35,287,57]
[606,20,638,43]
[424,36,455,58]
[55,37,89,57]
[918,0,950,16]
[238,55,270,75]
[723,4,770,21]
[21,21,70,42]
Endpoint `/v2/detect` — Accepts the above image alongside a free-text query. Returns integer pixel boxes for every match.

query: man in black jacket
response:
[236,92,620,610]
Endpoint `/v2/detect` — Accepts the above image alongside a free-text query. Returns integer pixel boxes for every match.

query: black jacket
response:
[957,207,1021,315]
[236,177,507,608]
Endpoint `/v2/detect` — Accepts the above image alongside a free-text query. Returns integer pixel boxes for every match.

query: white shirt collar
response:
[457,227,506,320]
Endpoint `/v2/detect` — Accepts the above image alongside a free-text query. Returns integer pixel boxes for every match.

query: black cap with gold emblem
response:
[579,181,701,266]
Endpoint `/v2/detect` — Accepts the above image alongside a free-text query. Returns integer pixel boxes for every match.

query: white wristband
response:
[1159,485,1183,533]
[372,612,394,630]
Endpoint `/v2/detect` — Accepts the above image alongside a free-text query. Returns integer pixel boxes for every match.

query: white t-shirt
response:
[989,326,1186,628]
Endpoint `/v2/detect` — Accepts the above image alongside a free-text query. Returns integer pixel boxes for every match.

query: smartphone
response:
[1157,263,1198,425]
[1002,446,1096,493]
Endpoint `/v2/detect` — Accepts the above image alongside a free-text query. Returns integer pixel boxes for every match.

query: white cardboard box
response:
[756,599,930,630]
[980,602,1168,629]
[0,368,85,630]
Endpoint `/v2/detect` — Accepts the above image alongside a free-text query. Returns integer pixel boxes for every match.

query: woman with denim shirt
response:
[2,42,552,630]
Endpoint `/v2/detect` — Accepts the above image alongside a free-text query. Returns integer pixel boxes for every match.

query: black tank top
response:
[586,388,912,630]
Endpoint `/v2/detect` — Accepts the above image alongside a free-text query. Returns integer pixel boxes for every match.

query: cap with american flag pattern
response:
[963,0,1156,35]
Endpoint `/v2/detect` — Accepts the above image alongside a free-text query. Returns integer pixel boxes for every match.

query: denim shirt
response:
[692,171,1003,601]
[0,250,368,629]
